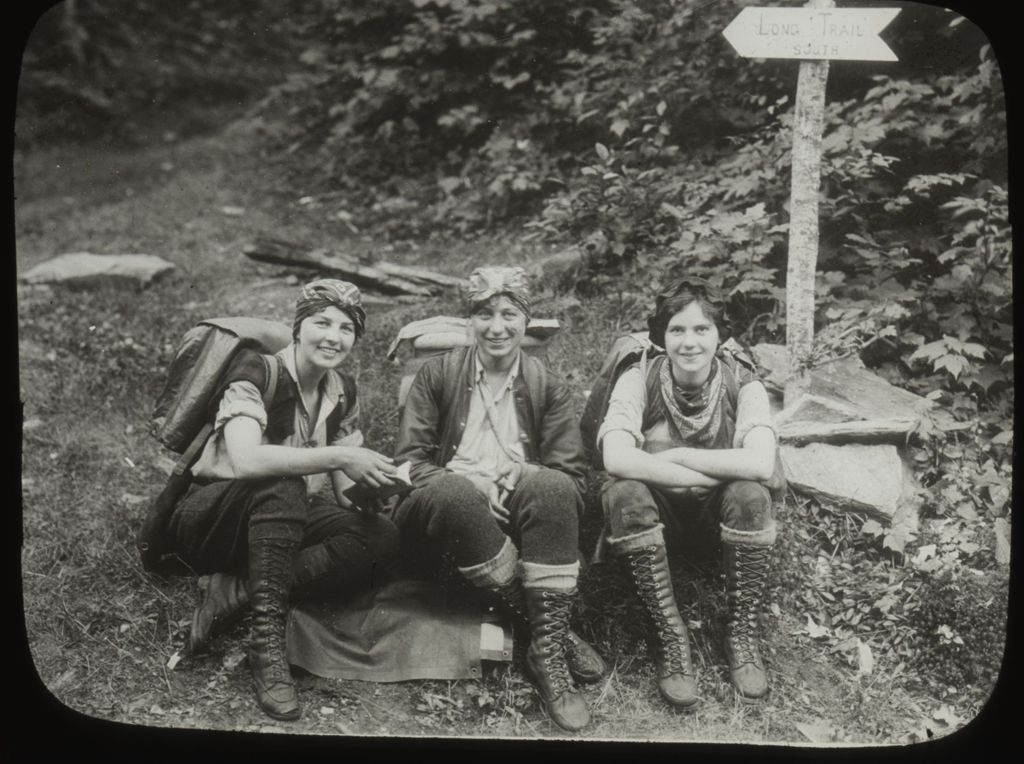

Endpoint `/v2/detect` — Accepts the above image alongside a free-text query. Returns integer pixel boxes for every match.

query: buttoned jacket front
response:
[395,346,587,495]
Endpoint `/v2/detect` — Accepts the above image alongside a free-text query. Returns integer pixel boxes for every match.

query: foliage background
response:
[15,0,1013,746]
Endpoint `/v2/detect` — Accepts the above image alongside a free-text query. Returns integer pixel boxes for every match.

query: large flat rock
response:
[781,442,921,523]
[20,253,176,289]
[777,356,934,444]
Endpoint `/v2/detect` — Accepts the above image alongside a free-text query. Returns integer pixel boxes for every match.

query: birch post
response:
[722,0,900,403]
[784,1,833,399]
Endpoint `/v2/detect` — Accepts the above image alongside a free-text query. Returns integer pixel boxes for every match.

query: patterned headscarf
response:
[293,278,367,339]
[463,266,532,318]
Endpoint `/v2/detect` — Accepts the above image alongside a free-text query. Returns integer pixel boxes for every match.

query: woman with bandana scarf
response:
[164,279,402,721]
[597,277,781,707]
[391,266,606,732]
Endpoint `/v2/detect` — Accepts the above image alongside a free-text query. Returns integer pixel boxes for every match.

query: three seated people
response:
[175,270,780,729]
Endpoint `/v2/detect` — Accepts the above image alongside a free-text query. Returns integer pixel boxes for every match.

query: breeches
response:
[390,468,582,570]
[601,478,775,556]
[166,476,400,580]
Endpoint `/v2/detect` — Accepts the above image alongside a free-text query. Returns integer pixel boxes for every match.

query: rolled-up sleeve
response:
[734,381,776,447]
[329,399,365,448]
[214,380,267,434]
[596,366,646,449]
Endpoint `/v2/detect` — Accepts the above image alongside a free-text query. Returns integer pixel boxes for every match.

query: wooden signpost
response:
[722,0,899,395]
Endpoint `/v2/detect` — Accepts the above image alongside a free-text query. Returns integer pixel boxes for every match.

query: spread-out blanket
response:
[286,578,513,682]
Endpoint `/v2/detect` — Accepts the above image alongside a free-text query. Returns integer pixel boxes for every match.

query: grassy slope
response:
[16,116,973,744]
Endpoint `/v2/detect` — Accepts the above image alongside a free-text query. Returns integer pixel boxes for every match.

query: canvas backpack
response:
[138,316,292,572]
[578,333,663,469]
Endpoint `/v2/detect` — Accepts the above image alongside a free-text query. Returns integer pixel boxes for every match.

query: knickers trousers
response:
[601,478,775,557]
[166,476,400,590]
[390,468,583,573]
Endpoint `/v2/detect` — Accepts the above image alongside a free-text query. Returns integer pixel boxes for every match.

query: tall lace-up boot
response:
[247,537,301,721]
[522,588,591,731]
[188,542,346,656]
[615,539,698,708]
[722,537,773,700]
[491,577,607,684]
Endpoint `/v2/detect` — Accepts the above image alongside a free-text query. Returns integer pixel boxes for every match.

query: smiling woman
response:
[160,278,402,722]
[598,277,783,707]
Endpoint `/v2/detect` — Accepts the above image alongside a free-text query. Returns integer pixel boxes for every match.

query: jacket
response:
[394,346,587,495]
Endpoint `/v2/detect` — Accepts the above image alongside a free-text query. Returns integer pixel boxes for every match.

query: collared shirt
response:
[445,351,525,481]
[597,364,774,454]
[191,343,363,496]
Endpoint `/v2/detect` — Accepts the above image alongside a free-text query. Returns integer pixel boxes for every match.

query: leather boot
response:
[723,541,772,700]
[523,588,591,732]
[248,538,301,721]
[491,578,607,684]
[619,544,699,708]
[189,573,250,656]
[188,542,334,656]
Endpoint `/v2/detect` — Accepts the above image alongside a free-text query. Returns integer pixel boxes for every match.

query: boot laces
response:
[727,546,771,664]
[537,592,573,692]
[630,548,692,676]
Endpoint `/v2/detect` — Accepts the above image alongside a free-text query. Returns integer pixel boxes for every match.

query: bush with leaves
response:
[18,0,306,145]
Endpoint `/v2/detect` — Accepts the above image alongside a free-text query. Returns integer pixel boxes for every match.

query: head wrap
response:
[646,276,730,347]
[463,266,532,318]
[293,278,367,339]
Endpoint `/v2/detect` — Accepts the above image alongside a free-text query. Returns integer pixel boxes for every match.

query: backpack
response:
[138,317,292,572]
[579,333,662,469]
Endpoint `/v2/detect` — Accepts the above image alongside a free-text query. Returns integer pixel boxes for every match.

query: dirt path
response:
[16,114,970,746]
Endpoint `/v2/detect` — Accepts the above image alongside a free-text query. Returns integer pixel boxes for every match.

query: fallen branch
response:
[243,237,454,297]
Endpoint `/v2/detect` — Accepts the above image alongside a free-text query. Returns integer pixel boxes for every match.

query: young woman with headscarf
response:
[391,266,606,732]
[164,279,401,721]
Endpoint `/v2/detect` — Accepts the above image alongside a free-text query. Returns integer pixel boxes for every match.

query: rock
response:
[750,343,789,394]
[20,253,176,290]
[777,356,934,444]
[781,442,922,522]
[527,230,609,290]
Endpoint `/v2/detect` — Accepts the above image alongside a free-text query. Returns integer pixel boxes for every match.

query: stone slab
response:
[781,442,921,522]
[20,253,176,289]
[776,356,935,444]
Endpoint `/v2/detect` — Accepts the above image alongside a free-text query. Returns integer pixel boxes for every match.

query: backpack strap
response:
[172,353,280,476]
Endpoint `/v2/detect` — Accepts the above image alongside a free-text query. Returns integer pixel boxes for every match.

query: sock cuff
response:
[458,536,518,589]
[720,522,777,547]
[521,560,580,591]
[607,523,665,555]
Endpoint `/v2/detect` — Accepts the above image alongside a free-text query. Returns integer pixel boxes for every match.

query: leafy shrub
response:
[907,573,1007,688]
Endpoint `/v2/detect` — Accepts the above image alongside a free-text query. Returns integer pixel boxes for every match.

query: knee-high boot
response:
[489,578,607,685]
[522,588,591,732]
[247,536,301,721]
[617,542,698,708]
[722,540,773,699]
[189,535,383,655]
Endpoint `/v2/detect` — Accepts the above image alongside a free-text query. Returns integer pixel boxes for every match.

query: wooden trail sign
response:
[722,6,899,61]
[722,0,899,392]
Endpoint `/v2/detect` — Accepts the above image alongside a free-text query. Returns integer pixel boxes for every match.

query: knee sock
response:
[458,536,518,589]
[521,560,580,591]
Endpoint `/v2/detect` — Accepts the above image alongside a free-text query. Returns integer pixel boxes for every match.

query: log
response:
[778,418,921,446]
[373,262,467,289]
[242,237,432,297]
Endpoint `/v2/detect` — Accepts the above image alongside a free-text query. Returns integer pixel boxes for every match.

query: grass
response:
[16,111,1006,746]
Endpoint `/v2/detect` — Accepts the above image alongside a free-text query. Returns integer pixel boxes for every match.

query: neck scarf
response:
[659,356,726,447]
